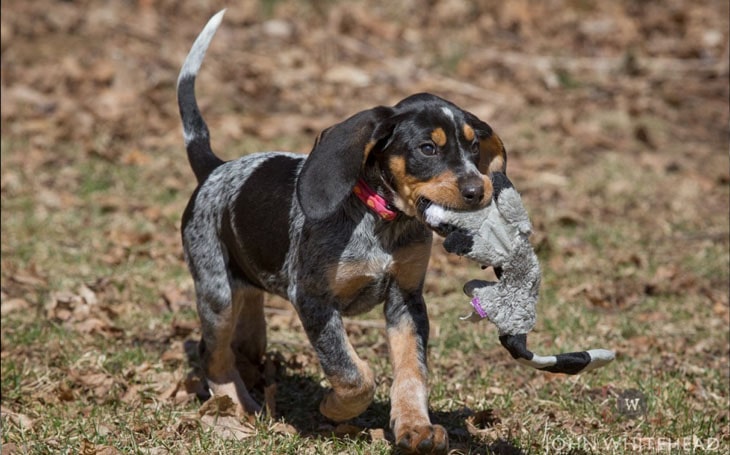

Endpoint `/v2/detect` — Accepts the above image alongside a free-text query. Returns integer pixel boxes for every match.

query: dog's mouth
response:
[416,197,431,218]
[417,197,458,237]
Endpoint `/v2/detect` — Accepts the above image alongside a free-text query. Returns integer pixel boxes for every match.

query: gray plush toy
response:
[424,173,614,374]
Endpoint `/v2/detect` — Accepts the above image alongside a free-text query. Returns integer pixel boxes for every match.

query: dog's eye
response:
[470,141,480,155]
[419,143,437,156]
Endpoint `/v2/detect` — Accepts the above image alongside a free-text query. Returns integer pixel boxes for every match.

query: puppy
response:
[177,10,506,454]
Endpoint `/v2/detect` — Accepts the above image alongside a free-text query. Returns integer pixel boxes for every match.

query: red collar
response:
[353,178,398,221]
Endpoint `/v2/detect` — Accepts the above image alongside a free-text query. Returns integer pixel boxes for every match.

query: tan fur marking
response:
[481,173,494,202]
[388,321,430,431]
[389,156,491,212]
[362,139,377,167]
[388,156,416,216]
[430,127,447,147]
[413,170,464,208]
[205,305,235,378]
[388,322,446,450]
[207,346,236,379]
[389,155,407,180]
[388,321,425,381]
[326,259,388,300]
[392,242,431,291]
[478,132,507,174]
[463,124,475,142]
[232,288,267,388]
[203,303,262,415]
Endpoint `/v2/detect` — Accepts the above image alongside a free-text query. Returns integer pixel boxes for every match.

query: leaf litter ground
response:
[2,1,728,453]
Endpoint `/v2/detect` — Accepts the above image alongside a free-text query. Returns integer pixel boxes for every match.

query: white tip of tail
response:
[177,9,226,86]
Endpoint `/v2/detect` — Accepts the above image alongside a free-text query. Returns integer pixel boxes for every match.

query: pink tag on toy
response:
[471,297,487,318]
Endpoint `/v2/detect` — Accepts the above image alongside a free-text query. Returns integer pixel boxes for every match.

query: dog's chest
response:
[324,238,430,315]
[327,250,391,294]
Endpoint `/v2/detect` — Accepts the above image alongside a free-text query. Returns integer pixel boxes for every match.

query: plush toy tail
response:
[499,334,615,375]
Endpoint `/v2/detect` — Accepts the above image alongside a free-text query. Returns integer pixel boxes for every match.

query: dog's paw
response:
[319,387,373,422]
[395,424,448,454]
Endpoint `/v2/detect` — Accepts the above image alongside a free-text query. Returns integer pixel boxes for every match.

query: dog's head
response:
[296,93,507,221]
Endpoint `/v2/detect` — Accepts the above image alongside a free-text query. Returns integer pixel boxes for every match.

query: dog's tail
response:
[177,9,226,184]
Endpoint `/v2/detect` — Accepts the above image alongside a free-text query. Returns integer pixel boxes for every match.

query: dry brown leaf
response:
[73,372,116,399]
[77,285,97,306]
[121,149,152,166]
[486,386,506,396]
[161,344,184,363]
[156,381,179,402]
[11,272,46,287]
[173,388,196,406]
[161,287,190,312]
[171,319,198,338]
[333,423,364,438]
[80,439,121,455]
[368,428,386,442]
[465,408,501,436]
[713,301,729,317]
[45,291,75,321]
[271,421,298,435]
[1,298,30,316]
[200,414,256,441]
[198,395,240,418]
[286,353,313,369]
[1,443,21,454]
[106,229,153,248]
[43,285,122,335]
[57,383,75,402]
[1,406,34,430]
[323,65,371,87]
[74,317,112,334]
[198,397,256,441]
[121,385,142,404]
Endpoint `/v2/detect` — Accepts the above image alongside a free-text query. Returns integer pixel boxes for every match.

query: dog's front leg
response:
[385,288,448,454]
[297,299,375,422]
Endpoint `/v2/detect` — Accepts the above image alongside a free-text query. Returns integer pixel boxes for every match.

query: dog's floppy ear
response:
[297,106,395,220]
[465,113,507,175]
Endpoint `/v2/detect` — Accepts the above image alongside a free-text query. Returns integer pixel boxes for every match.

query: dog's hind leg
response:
[187,238,262,416]
[196,286,262,415]
[231,287,267,390]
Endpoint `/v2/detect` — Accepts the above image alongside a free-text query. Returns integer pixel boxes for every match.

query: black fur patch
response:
[178,74,224,183]
[228,155,301,278]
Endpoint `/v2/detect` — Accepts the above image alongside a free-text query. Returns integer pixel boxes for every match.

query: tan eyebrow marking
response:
[463,124,475,142]
[430,128,447,147]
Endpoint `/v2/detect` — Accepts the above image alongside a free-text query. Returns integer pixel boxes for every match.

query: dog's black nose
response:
[461,182,484,205]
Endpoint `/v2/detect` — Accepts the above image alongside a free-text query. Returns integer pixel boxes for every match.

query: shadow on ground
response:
[184,339,524,453]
